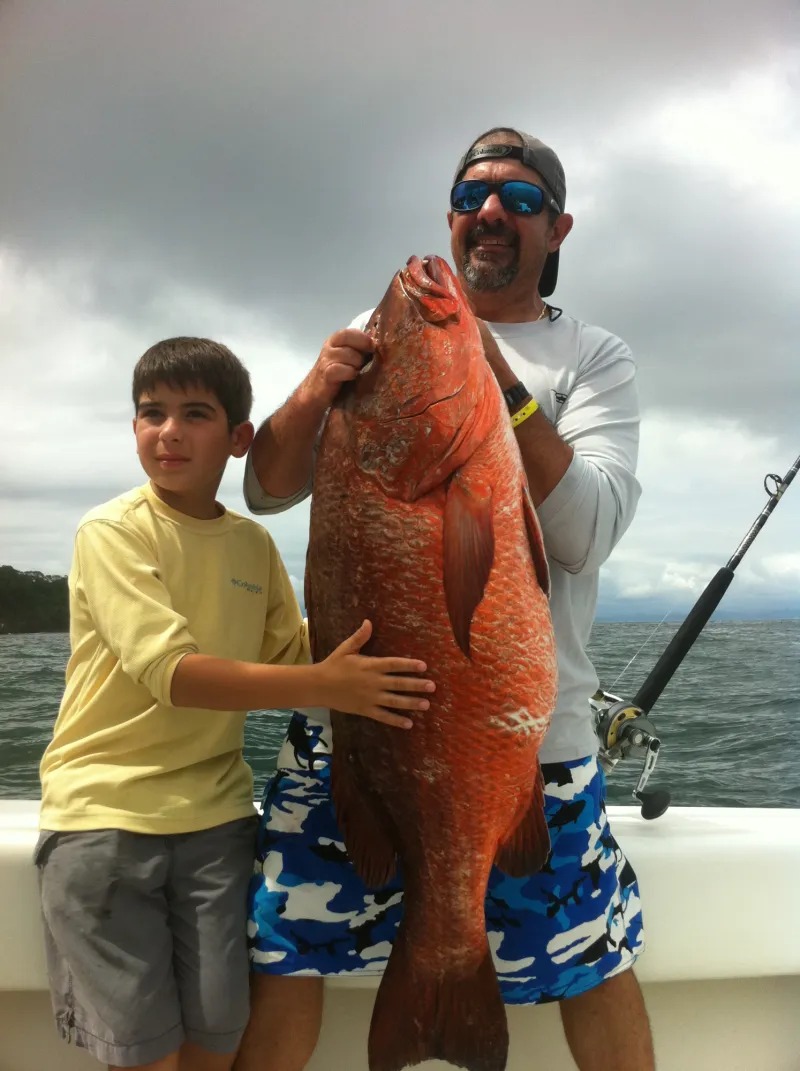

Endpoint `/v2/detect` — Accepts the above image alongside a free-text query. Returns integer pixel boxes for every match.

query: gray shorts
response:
[34,816,258,1068]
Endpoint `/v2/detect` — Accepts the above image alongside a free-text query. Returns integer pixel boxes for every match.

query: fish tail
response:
[368,926,507,1071]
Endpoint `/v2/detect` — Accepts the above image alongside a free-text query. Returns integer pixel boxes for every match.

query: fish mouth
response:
[406,254,451,296]
[399,255,462,324]
[422,255,447,287]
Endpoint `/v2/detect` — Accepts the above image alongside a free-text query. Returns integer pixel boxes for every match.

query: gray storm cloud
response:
[1,1,797,436]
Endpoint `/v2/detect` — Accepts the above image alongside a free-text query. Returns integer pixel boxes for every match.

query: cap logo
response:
[469,145,514,160]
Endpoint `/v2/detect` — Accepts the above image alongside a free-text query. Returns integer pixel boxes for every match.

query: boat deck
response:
[2,801,799,1070]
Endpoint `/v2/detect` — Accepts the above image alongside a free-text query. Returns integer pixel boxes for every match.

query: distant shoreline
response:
[2,563,796,635]
[0,627,68,636]
[3,619,798,640]
[0,566,69,635]
[594,612,800,624]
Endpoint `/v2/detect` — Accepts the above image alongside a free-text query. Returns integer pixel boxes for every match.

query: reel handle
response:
[593,698,671,819]
[636,787,672,820]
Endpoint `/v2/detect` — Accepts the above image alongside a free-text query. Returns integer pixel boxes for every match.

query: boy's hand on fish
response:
[314,620,435,728]
[303,329,374,407]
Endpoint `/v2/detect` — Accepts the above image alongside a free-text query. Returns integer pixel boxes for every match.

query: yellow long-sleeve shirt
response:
[39,482,310,834]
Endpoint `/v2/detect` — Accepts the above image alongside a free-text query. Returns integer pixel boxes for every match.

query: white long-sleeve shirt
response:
[244,310,642,762]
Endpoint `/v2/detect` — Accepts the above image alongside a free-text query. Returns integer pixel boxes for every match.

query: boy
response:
[35,337,434,1071]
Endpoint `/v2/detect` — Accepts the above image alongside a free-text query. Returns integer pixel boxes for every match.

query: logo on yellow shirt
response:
[231,578,263,595]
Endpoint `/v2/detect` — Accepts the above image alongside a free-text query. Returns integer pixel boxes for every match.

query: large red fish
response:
[305,255,558,1071]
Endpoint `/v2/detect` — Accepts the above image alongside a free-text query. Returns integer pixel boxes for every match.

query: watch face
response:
[504,382,529,408]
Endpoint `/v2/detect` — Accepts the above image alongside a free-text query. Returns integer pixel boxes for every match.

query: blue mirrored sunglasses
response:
[450,179,560,216]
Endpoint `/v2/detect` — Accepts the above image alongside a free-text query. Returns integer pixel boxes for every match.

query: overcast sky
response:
[1,0,798,620]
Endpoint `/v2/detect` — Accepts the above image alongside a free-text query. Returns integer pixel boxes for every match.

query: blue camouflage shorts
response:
[246,711,645,1004]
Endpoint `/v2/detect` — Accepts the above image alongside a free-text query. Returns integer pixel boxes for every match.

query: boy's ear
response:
[230,421,255,458]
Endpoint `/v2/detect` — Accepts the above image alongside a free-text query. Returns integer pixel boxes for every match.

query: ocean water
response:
[1,620,798,809]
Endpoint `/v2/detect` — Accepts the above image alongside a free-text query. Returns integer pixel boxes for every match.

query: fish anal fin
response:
[442,475,495,659]
[495,767,551,877]
[522,484,551,599]
[368,928,507,1071]
[330,739,397,889]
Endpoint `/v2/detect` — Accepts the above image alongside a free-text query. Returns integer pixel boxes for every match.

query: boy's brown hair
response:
[133,337,253,428]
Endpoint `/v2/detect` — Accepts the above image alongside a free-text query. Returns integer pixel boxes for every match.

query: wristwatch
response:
[502,381,531,411]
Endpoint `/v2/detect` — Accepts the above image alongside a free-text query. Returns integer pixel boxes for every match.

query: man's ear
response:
[549,212,574,253]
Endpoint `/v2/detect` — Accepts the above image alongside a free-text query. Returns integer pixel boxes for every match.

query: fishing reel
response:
[585,453,799,822]
[591,691,671,820]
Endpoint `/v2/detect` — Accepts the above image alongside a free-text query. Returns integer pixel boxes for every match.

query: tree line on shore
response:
[0,566,69,634]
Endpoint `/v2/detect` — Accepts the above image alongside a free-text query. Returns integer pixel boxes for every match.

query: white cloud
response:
[563,51,800,207]
[639,58,800,210]
[760,553,800,582]
[600,413,800,613]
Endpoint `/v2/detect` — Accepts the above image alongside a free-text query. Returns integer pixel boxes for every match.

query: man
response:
[236,128,654,1071]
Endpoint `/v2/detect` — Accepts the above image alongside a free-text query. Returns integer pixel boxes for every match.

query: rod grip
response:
[632,567,735,713]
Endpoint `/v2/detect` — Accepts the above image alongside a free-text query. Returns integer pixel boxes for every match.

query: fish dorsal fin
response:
[442,473,495,659]
[522,484,551,599]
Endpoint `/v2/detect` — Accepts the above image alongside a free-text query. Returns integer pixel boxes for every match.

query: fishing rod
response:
[592,451,800,820]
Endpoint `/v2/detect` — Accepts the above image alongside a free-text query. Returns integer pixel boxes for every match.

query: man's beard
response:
[460,222,520,291]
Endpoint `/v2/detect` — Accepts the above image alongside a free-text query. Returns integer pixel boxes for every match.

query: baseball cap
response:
[452,128,566,298]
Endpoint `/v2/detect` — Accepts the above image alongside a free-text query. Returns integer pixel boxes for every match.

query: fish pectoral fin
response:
[522,483,551,598]
[494,767,551,877]
[330,743,397,889]
[442,474,495,659]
